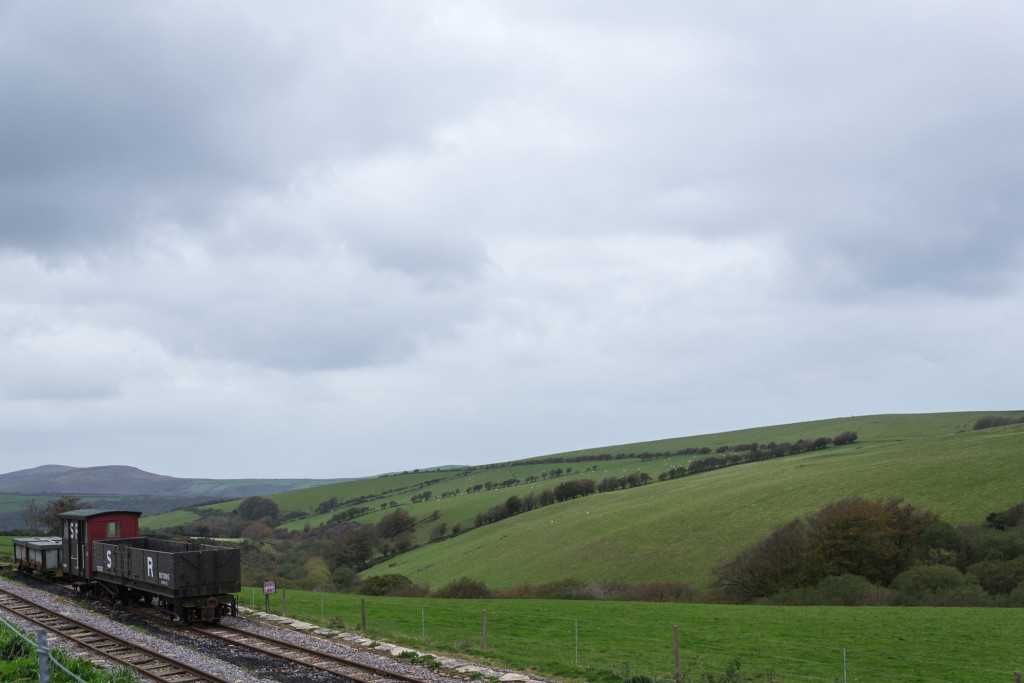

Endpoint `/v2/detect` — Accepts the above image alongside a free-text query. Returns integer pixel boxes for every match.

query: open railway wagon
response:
[92,537,240,622]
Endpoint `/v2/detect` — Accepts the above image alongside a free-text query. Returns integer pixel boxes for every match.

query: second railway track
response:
[3,575,473,683]
[188,622,434,683]
[0,584,234,683]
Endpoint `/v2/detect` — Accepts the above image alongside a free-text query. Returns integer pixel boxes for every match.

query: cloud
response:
[0,1,1022,477]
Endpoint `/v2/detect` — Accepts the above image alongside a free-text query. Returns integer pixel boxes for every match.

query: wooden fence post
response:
[482,609,487,652]
[1013,670,1021,683]
[361,598,366,630]
[673,625,680,681]
[282,587,286,617]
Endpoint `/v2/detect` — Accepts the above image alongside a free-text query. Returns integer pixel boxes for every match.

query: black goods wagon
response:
[92,537,240,622]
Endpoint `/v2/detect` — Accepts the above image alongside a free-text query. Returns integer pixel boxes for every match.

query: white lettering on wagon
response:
[106,550,112,569]
[147,557,154,578]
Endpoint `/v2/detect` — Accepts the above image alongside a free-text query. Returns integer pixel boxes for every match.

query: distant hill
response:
[0,464,351,498]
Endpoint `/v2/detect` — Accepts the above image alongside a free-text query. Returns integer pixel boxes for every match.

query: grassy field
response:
[363,420,1024,590]
[0,536,13,562]
[239,587,1024,682]
[138,412,1024,591]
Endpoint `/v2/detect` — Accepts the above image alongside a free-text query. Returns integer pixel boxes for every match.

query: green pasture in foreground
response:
[365,421,1024,590]
[238,587,1023,682]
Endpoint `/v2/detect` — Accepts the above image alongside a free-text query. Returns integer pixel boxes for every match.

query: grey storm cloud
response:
[0,2,502,253]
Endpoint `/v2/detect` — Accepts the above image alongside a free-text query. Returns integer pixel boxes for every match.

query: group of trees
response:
[471,478,599,529]
[659,432,858,482]
[596,471,652,492]
[712,496,1024,607]
[524,432,858,468]
[238,496,279,521]
[973,415,1024,430]
[321,507,428,577]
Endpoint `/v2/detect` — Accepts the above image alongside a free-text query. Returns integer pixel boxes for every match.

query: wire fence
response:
[0,612,90,683]
[242,588,1024,682]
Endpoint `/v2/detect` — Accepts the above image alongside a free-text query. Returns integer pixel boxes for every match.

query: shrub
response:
[531,578,603,600]
[832,430,858,446]
[889,565,991,606]
[633,582,702,603]
[966,556,1024,595]
[331,569,360,589]
[357,574,413,596]
[433,577,492,599]
[1006,582,1024,607]
[961,528,1024,565]
[772,574,882,606]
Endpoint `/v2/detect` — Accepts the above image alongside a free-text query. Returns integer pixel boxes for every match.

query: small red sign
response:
[263,580,276,595]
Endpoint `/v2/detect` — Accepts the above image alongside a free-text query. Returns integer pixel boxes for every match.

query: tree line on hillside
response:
[473,478,604,527]
[660,432,857,481]
[523,431,858,466]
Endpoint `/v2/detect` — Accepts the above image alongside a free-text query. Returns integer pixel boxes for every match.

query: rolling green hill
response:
[142,411,1024,592]
[360,413,1024,590]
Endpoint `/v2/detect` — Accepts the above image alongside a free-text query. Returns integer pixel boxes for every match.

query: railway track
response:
[0,585,233,683]
[188,621,434,683]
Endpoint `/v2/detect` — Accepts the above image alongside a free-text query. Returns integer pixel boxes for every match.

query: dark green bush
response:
[889,565,991,606]
[357,574,412,596]
[432,577,492,599]
[772,574,883,606]
[966,556,1024,595]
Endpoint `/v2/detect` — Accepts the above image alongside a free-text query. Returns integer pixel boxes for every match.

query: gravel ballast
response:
[0,576,555,683]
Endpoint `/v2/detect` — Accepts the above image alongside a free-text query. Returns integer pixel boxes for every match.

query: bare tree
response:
[20,499,42,533]
[38,495,91,534]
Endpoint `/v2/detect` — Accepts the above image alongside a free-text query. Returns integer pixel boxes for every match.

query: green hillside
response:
[141,411,1024,592]
[363,414,1024,590]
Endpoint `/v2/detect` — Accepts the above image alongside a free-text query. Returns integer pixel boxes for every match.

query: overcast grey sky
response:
[1,2,1021,479]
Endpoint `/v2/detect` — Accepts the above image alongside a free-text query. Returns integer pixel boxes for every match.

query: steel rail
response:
[0,585,233,683]
[190,621,435,683]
